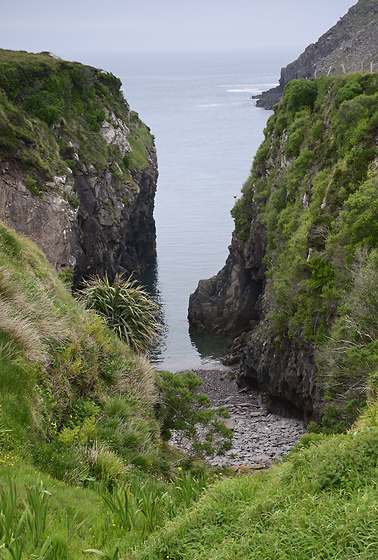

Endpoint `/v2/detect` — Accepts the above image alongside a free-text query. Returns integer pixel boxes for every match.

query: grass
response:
[128,427,378,559]
[1,223,378,558]
[0,219,236,557]
[127,111,155,171]
[2,422,378,559]
[0,220,161,477]
[0,459,217,559]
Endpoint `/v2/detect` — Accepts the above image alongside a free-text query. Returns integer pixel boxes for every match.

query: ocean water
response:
[81,50,297,371]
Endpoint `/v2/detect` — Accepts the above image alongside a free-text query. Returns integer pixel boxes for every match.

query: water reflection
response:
[138,257,168,363]
[139,256,232,369]
[189,328,233,362]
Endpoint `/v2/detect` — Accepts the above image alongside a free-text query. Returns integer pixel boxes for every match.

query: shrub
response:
[79,274,161,353]
[284,127,303,158]
[157,370,233,459]
[284,79,318,113]
[334,75,363,108]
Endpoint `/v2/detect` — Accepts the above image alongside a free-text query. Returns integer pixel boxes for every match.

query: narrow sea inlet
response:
[80,49,297,371]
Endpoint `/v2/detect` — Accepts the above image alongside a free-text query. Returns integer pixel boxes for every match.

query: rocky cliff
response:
[189,72,378,426]
[256,0,378,109]
[0,50,157,285]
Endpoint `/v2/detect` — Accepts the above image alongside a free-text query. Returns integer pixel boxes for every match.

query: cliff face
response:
[0,50,157,285]
[189,72,378,425]
[257,0,378,109]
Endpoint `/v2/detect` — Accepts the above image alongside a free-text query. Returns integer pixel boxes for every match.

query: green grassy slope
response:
[0,219,161,475]
[131,421,378,559]
[0,221,231,559]
[0,220,166,557]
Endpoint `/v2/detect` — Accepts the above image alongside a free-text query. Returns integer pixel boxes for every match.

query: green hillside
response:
[132,422,378,559]
[0,49,152,187]
[0,219,161,471]
[232,72,378,430]
[0,222,232,558]
[3,223,378,559]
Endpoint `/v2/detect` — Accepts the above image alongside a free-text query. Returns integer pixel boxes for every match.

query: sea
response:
[78,49,298,372]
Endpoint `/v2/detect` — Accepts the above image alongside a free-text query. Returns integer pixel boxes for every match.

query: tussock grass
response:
[0,220,161,476]
[79,273,162,353]
[118,354,158,406]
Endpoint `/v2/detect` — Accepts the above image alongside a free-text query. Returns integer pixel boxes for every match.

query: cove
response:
[78,49,298,371]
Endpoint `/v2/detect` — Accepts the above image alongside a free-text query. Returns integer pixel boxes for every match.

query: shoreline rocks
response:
[170,369,306,470]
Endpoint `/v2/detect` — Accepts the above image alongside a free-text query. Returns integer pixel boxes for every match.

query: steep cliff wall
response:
[189,73,378,426]
[0,50,157,285]
[256,0,378,109]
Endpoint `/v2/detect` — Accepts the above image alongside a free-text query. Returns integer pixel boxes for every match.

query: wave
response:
[199,103,225,108]
[220,83,279,88]
[227,88,261,93]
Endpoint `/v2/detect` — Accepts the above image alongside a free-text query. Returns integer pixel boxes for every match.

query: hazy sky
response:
[1,0,357,60]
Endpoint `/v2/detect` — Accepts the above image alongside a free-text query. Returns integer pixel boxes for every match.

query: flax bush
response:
[79,274,161,353]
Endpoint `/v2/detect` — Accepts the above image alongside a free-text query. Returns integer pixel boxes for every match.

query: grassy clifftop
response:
[0,49,158,283]
[0,49,153,188]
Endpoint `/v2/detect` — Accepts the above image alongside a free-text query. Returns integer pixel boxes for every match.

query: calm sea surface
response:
[80,50,297,371]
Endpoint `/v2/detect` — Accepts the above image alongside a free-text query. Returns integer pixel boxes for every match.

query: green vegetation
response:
[158,370,233,460]
[130,421,378,559]
[0,461,216,558]
[4,419,378,559]
[3,57,378,558]
[0,220,161,475]
[79,274,161,353]
[127,111,155,171]
[0,49,154,203]
[0,220,235,558]
[231,73,378,429]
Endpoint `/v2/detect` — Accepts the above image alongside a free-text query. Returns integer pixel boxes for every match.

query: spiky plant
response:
[79,274,161,353]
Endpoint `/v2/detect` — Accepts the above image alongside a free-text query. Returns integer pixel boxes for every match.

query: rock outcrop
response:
[0,50,157,285]
[188,225,265,338]
[256,0,378,109]
[189,224,322,422]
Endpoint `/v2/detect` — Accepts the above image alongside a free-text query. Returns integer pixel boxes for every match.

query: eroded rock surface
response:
[188,224,265,337]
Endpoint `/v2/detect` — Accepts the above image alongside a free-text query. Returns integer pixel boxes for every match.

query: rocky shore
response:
[170,368,306,471]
